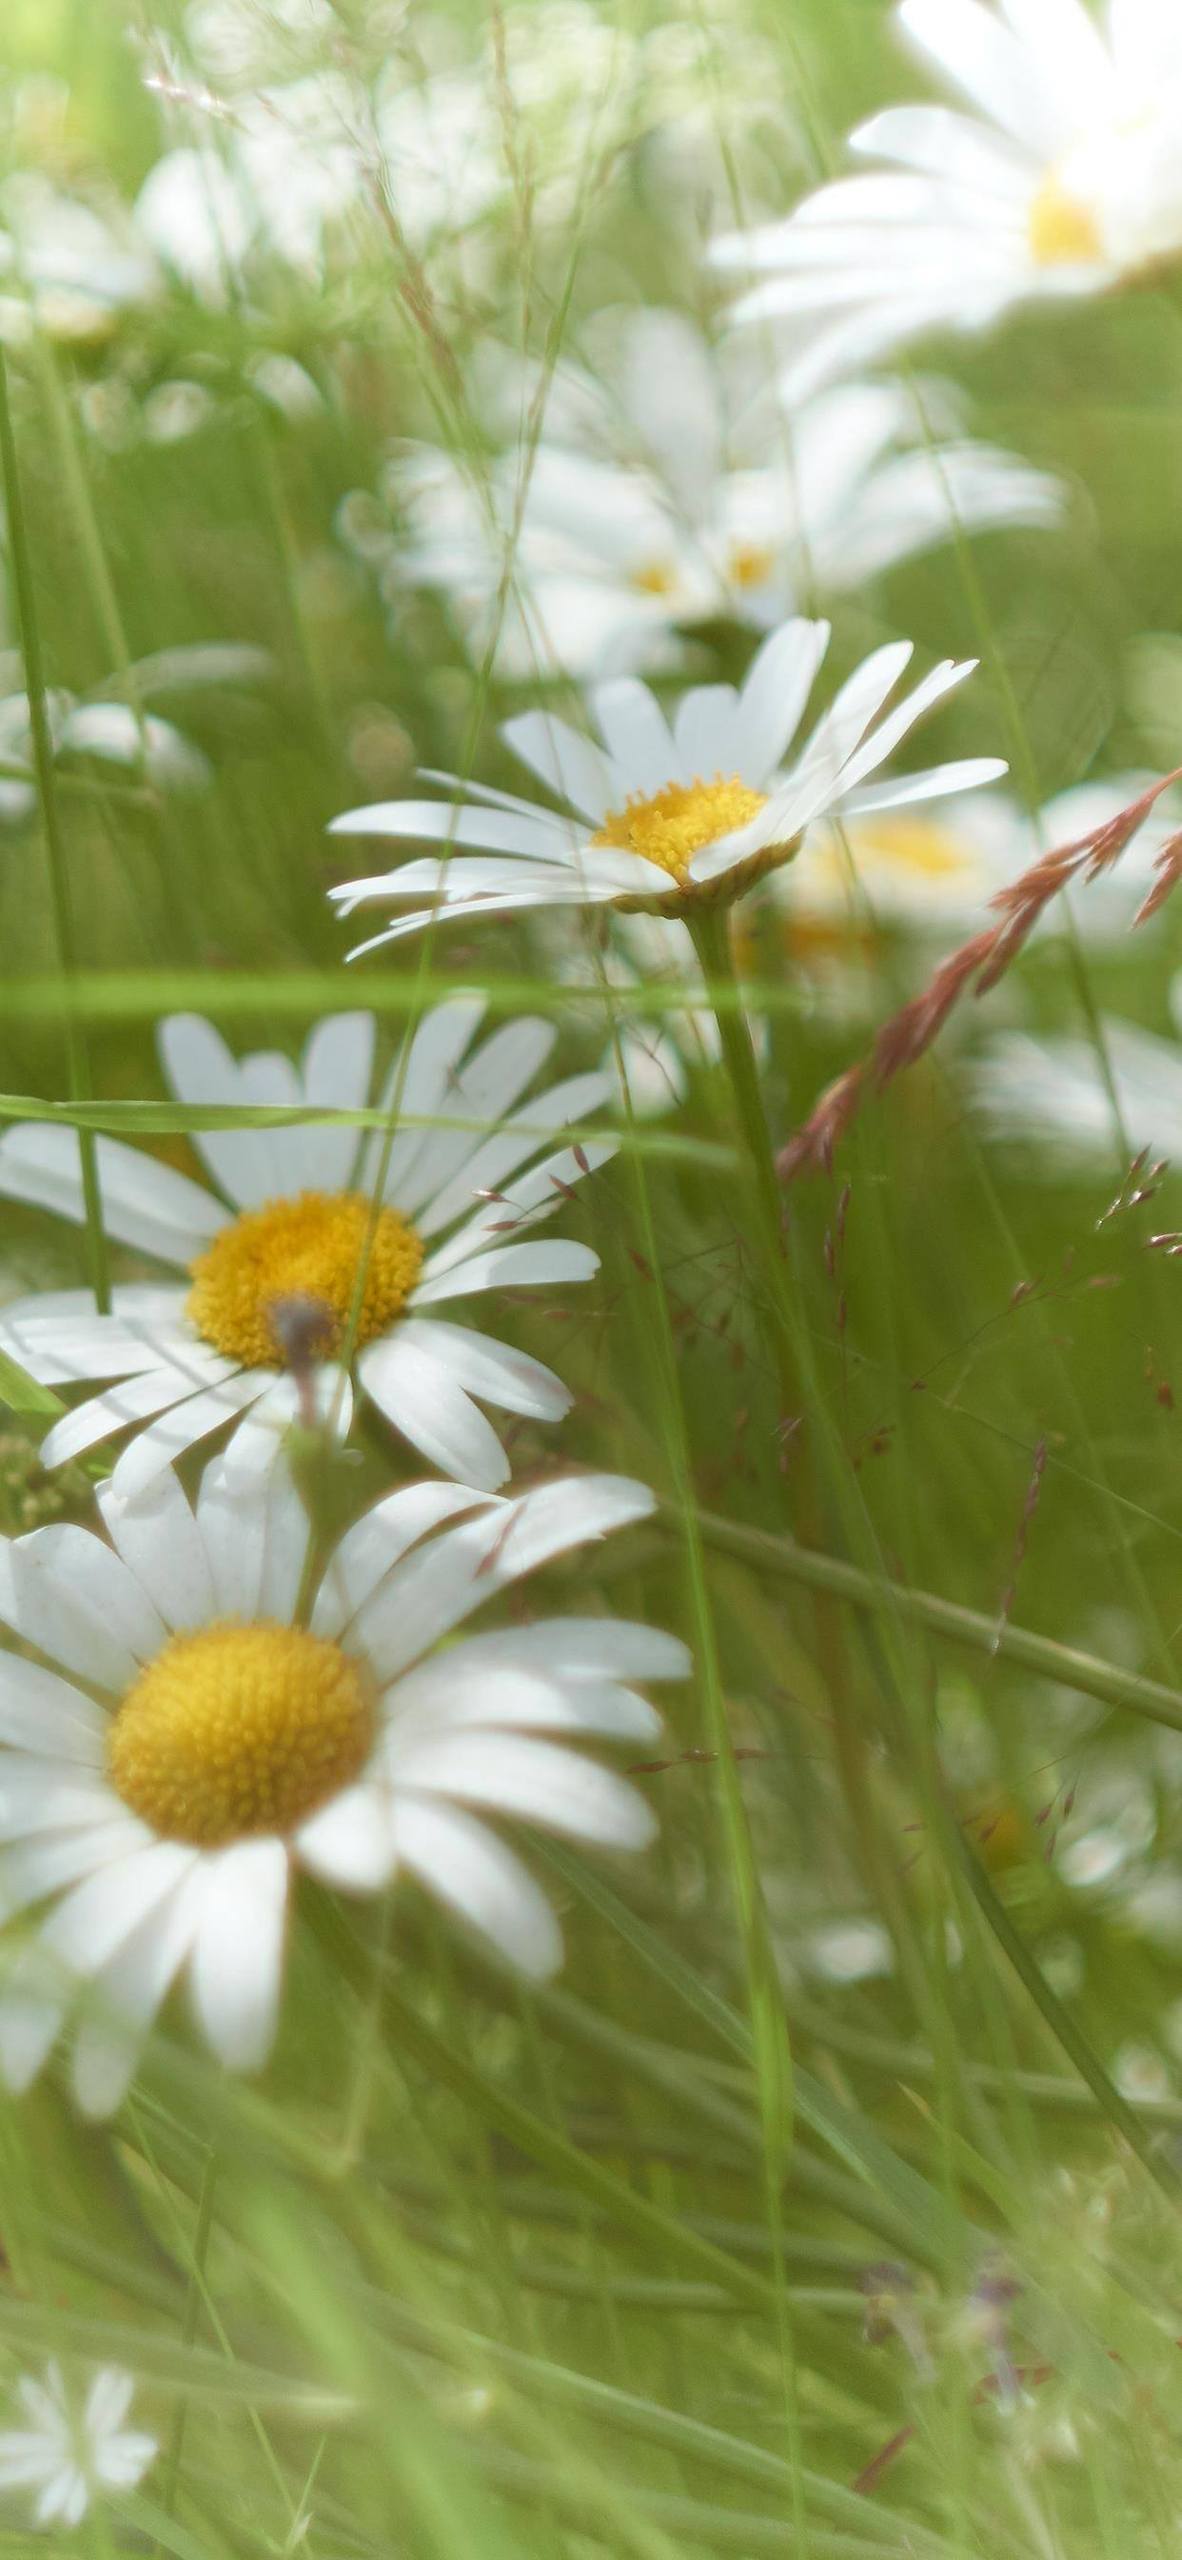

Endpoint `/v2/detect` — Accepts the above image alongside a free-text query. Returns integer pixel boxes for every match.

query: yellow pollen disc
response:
[630,559,677,596]
[108,1621,376,1847]
[847,816,970,882]
[1028,174,1102,267]
[187,1190,424,1369]
[727,541,775,592]
[593,773,768,886]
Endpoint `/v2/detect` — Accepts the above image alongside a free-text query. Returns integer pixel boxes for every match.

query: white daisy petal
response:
[43,1841,202,1977]
[0,1658,107,1763]
[96,1466,214,1632]
[501,711,615,821]
[360,992,487,1202]
[71,1860,211,2116]
[157,1014,286,1209]
[410,1238,599,1304]
[37,1363,227,1472]
[0,1124,221,1263]
[377,1318,570,1421]
[898,0,1062,152]
[329,796,569,857]
[398,1016,557,1221]
[295,1780,397,1890]
[0,1525,165,1688]
[0,1945,68,2092]
[84,2371,134,2437]
[353,1473,654,1683]
[294,1010,375,1191]
[390,1796,562,1978]
[313,1482,492,1639]
[0,1822,150,1924]
[359,1332,512,1490]
[415,1067,610,1248]
[592,677,684,795]
[387,1654,662,1744]
[189,1838,288,2070]
[445,1617,692,1683]
[735,617,832,785]
[108,1372,272,1498]
[390,1732,656,1848]
[671,684,742,781]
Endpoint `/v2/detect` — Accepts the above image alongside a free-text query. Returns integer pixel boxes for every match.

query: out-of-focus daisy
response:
[366,311,1062,678]
[0,177,155,346]
[781,772,1182,943]
[330,617,1004,951]
[714,0,1182,399]
[974,977,1182,1165]
[0,690,205,823]
[0,643,272,825]
[134,75,363,296]
[0,1002,611,1495]
[0,1459,685,2114]
[0,2362,155,2528]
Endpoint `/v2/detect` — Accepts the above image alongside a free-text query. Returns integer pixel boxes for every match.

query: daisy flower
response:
[975,979,1182,1167]
[780,771,1182,942]
[713,0,1182,400]
[0,1458,685,2115]
[0,176,155,348]
[0,1001,612,1496]
[369,312,1062,678]
[329,617,1005,952]
[0,2362,155,2528]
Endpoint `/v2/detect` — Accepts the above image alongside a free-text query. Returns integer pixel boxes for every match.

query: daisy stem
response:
[689,904,920,2009]
[688,907,790,1339]
[0,350,109,1313]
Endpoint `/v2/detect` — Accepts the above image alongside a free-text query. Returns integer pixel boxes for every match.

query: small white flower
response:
[0,1002,613,1496]
[0,2361,155,2527]
[0,1459,686,2114]
[713,0,1182,399]
[330,617,1005,952]
[373,311,1062,679]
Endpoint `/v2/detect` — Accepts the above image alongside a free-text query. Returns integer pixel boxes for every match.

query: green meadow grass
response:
[3,1,1182,2553]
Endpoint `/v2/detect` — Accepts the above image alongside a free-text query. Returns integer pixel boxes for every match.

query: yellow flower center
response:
[593,773,768,886]
[187,1190,424,1370]
[107,1622,376,1847]
[727,541,775,591]
[845,816,971,881]
[1028,174,1102,267]
[630,559,677,596]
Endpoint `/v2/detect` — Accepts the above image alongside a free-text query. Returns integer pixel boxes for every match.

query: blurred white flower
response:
[0,690,207,822]
[714,0,1182,400]
[781,772,1182,942]
[0,176,155,345]
[803,1917,894,1984]
[975,973,1182,1165]
[0,1460,684,2114]
[331,617,1004,951]
[0,2363,155,2528]
[369,310,1062,678]
[0,642,272,823]
[135,75,362,296]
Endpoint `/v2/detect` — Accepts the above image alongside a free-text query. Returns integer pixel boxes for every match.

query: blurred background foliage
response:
[3,2,1182,2555]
